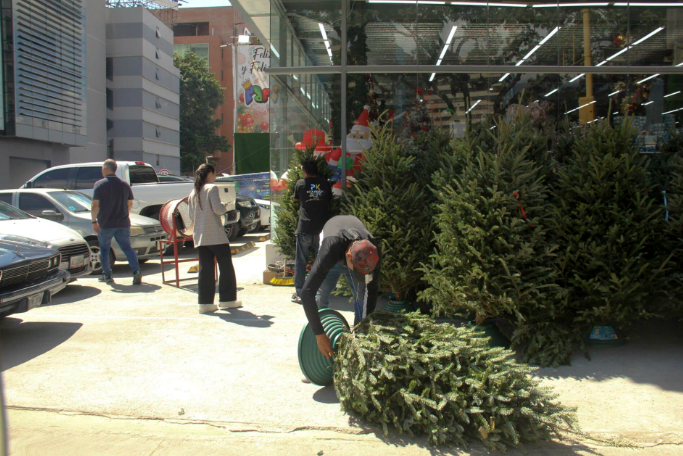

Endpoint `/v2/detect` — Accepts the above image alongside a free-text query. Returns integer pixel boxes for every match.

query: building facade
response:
[170,6,238,175]
[0,0,107,188]
[106,6,180,174]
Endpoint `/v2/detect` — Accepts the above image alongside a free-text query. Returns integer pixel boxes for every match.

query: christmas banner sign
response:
[235,45,274,134]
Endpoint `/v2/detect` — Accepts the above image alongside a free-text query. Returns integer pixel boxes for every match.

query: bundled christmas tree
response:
[342,119,434,300]
[549,118,667,337]
[420,114,569,366]
[273,147,338,259]
[334,312,577,450]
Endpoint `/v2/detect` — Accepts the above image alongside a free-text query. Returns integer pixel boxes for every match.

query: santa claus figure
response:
[325,108,373,195]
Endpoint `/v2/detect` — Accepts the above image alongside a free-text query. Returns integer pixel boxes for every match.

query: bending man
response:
[300,215,381,359]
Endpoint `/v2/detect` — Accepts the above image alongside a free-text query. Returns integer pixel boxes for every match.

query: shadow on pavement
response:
[346,416,596,456]
[45,284,101,306]
[0,318,82,371]
[109,283,162,294]
[312,385,339,404]
[537,320,683,393]
[212,308,274,328]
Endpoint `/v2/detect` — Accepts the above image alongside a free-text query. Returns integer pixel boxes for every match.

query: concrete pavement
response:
[2,231,682,455]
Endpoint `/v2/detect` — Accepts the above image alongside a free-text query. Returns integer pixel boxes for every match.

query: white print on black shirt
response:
[307,183,326,201]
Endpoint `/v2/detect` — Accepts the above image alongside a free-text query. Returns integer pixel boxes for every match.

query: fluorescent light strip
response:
[608,90,620,97]
[636,74,660,84]
[445,26,457,45]
[515,60,525,67]
[490,2,527,7]
[606,46,630,61]
[300,88,305,95]
[534,2,609,6]
[569,74,585,83]
[466,100,481,114]
[678,62,683,67]
[429,73,436,82]
[307,93,311,100]
[632,27,665,46]
[613,112,619,115]
[615,3,682,6]
[545,88,559,97]
[523,45,541,61]
[368,0,445,3]
[596,60,607,67]
[293,75,298,80]
[447,1,487,5]
[318,23,328,42]
[664,91,681,98]
[534,100,539,103]
[565,100,595,115]
[490,126,496,130]
[439,46,449,60]
[499,73,510,82]
[642,101,653,106]
[436,58,443,66]
[538,27,560,46]
[271,46,280,58]
[663,107,683,115]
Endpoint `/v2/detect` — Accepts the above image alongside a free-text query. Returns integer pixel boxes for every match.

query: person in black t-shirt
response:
[291,160,332,303]
[91,159,141,285]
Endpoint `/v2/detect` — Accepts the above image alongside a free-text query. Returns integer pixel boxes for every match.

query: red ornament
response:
[239,93,245,103]
[260,121,269,131]
[242,114,254,127]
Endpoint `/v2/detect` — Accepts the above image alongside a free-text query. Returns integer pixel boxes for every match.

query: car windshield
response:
[0,201,31,220]
[48,191,92,212]
[129,165,159,184]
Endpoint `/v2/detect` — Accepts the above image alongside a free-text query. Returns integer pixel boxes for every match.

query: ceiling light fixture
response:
[613,111,620,115]
[642,101,653,106]
[271,46,280,59]
[318,23,328,42]
[569,74,585,83]
[614,3,682,6]
[636,74,660,84]
[596,60,607,67]
[533,100,539,103]
[490,126,496,130]
[534,2,609,6]
[545,88,559,97]
[664,91,681,98]
[677,62,683,67]
[499,73,510,82]
[565,100,596,115]
[663,107,683,115]
[429,73,436,82]
[238,35,250,44]
[632,27,665,46]
[466,100,481,114]
[608,90,620,97]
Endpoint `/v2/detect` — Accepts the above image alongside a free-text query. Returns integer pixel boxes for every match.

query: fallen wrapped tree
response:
[333,312,577,451]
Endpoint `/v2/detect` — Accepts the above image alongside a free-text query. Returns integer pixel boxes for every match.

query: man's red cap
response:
[349,240,379,275]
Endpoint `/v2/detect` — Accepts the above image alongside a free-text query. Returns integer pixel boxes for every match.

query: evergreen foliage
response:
[334,312,577,450]
[549,119,668,334]
[419,114,568,365]
[342,121,434,298]
[273,148,338,259]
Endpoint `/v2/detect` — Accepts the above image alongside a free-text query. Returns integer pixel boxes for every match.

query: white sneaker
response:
[198,304,217,314]
[218,300,242,309]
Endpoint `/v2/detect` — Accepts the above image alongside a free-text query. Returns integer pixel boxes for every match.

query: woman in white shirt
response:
[188,164,241,314]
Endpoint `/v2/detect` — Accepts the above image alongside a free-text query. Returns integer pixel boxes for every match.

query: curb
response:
[257,234,271,242]
[231,241,255,255]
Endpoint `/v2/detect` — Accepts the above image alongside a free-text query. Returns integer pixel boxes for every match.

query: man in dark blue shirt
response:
[91,159,141,285]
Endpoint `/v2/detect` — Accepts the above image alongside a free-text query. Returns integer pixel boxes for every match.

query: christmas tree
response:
[549,118,667,337]
[334,311,577,450]
[273,147,338,259]
[420,114,569,366]
[342,119,434,300]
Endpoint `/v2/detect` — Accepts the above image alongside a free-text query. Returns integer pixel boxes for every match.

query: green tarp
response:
[234,133,269,174]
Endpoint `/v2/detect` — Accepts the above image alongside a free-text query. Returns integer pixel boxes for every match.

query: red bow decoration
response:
[513,192,534,227]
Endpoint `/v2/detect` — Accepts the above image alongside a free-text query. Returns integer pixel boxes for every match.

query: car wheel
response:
[87,240,114,275]
[138,259,148,265]
[224,223,239,242]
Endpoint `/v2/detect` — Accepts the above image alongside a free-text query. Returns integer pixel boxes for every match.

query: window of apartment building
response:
[173,22,209,37]
[106,88,113,110]
[106,58,113,81]
[173,43,209,68]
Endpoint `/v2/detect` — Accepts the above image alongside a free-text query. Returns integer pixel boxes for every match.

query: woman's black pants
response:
[197,243,236,304]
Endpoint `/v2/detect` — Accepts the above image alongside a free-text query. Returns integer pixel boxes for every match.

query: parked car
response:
[0,202,92,279]
[254,199,270,230]
[223,195,260,241]
[22,161,237,223]
[0,237,71,319]
[158,174,193,183]
[0,190,166,275]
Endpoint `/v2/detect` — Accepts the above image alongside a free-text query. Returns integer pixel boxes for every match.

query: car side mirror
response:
[41,210,64,221]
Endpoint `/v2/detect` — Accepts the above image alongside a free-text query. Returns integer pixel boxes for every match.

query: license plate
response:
[70,254,85,269]
[27,293,43,311]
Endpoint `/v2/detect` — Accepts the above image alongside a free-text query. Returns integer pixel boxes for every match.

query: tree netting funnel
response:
[382,300,415,314]
[298,309,350,386]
